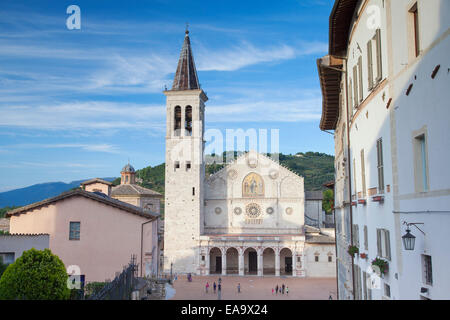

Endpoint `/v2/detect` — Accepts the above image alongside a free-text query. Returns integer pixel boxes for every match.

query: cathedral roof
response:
[171,30,200,91]
[111,184,162,197]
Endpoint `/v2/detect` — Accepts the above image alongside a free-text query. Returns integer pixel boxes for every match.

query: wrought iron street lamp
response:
[402,221,425,251]
[402,228,416,250]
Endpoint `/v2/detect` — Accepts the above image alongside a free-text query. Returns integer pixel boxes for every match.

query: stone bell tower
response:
[163,29,207,274]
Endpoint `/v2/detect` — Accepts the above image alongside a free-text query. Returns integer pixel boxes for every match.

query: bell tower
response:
[163,29,207,274]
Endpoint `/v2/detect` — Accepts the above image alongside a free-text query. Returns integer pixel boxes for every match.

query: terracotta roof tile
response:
[7,189,159,220]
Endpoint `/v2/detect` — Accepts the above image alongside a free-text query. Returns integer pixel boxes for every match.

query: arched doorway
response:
[226,248,239,274]
[263,248,275,275]
[209,247,222,274]
[280,248,293,275]
[244,247,257,275]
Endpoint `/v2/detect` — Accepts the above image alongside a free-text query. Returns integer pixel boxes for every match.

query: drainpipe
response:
[141,219,154,278]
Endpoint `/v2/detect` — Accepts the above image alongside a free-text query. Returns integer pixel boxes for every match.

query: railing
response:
[88,255,138,300]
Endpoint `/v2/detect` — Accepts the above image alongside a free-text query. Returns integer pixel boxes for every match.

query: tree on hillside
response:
[0,206,20,218]
[0,248,70,300]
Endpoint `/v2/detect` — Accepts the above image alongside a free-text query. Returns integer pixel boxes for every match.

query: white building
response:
[318,0,450,299]
[163,30,336,278]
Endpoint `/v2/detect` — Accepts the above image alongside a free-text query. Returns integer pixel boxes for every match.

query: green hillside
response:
[113,151,334,194]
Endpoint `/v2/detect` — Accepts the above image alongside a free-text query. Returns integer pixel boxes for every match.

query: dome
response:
[121,163,135,173]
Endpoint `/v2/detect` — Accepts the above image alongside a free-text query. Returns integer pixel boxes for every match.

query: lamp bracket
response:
[403,221,426,235]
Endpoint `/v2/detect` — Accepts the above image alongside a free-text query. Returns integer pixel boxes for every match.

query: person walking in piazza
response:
[282,284,285,295]
[237,283,241,294]
[218,283,222,300]
[286,286,289,296]
[213,282,217,294]
[206,282,209,293]
[275,285,278,295]
[272,288,274,295]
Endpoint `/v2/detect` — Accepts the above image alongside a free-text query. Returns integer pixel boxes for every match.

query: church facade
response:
[163,30,335,278]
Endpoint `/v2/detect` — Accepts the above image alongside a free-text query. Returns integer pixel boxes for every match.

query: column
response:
[238,250,244,276]
[257,250,263,276]
[205,250,210,276]
[221,249,227,276]
[275,250,280,277]
[292,252,297,277]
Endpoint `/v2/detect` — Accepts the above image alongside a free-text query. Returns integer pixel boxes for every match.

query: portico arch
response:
[244,247,258,275]
[226,247,239,274]
[263,247,275,275]
[280,248,293,275]
[209,247,222,274]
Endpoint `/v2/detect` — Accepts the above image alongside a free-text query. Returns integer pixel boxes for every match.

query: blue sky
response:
[0,0,334,192]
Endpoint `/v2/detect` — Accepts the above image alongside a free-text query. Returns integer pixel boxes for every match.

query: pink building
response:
[7,184,159,283]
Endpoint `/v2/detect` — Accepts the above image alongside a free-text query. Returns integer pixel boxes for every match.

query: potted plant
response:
[347,245,359,257]
[371,257,389,276]
[360,253,368,259]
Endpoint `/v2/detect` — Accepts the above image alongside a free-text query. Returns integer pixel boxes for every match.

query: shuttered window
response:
[353,158,357,198]
[353,66,359,108]
[358,56,363,102]
[376,229,382,257]
[376,228,391,260]
[364,225,368,250]
[377,138,385,193]
[385,229,391,260]
[352,224,360,247]
[348,79,353,118]
[361,149,366,197]
[363,271,368,300]
[367,40,374,90]
[409,3,420,57]
[375,29,383,82]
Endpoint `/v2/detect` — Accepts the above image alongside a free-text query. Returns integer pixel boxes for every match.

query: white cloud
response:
[206,98,321,123]
[0,101,165,131]
[0,161,103,169]
[6,143,120,154]
[196,42,296,71]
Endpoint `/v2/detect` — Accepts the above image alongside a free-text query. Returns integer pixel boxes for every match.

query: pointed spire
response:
[172,28,200,91]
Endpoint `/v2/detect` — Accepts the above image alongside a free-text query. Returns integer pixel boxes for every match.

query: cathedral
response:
[163,30,335,278]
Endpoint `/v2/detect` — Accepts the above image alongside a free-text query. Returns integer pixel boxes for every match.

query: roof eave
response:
[329,0,359,56]
[317,55,343,131]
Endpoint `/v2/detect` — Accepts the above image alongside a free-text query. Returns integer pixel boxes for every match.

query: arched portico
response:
[244,247,258,275]
[280,248,293,275]
[263,248,275,275]
[226,247,239,274]
[209,247,222,274]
